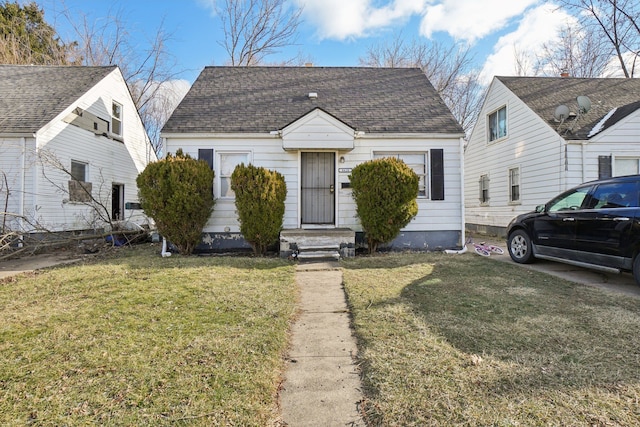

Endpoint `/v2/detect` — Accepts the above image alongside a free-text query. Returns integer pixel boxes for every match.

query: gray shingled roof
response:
[497,76,640,140]
[162,66,463,134]
[0,65,116,134]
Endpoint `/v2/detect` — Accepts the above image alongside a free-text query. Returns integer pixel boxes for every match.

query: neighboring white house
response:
[161,66,465,254]
[465,76,640,237]
[0,65,157,235]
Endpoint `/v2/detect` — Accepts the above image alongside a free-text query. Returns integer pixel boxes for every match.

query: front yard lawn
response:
[0,246,297,426]
[343,253,640,426]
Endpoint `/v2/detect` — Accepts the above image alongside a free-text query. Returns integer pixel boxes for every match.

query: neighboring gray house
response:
[0,65,157,235]
[162,66,465,256]
[465,76,640,237]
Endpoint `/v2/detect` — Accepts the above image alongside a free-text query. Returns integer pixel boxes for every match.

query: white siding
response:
[465,79,568,230]
[586,108,640,177]
[27,68,156,232]
[165,126,463,235]
[337,136,462,232]
[164,136,298,233]
[0,137,37,231]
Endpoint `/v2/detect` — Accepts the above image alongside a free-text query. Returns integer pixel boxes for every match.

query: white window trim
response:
[612,155,640,177]
[111,101,123,137]
[70,159,88,182]
[487,105,507,143]
[216,150,252,200]
[373,151,428,198]
[508,166,521,204]
[479,173,490,205]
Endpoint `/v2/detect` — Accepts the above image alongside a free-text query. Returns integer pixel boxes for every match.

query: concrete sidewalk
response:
[280,261,365,427]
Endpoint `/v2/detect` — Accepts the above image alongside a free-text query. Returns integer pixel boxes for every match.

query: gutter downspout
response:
[19,137,26,234]
[459,137,466,248]
[581,142,587,183]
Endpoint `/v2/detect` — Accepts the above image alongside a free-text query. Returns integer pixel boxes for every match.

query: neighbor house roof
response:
[497,76,640,140]
[162,66,463,135]
[0,65,116,135]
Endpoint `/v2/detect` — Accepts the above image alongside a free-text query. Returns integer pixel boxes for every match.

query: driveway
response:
[474,235,640,298]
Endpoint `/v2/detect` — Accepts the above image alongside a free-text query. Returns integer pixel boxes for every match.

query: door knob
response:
[329,184,334,194]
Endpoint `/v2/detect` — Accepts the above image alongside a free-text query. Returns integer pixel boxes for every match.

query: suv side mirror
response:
[535,204,546,213]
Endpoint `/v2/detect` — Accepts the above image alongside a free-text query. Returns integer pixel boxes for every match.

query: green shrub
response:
[136,149,215,255]
[231,164,287,256]
[349,157,419,253]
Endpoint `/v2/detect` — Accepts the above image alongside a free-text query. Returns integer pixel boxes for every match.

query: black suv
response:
[506,175,640,285]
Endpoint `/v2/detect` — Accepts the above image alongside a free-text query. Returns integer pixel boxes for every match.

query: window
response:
[112,101,122,136]
[588,182,639,209]
[69,160,92,202]
[488,106,507,142]
[71,160,87,182]
[479,174,489,203]
[198,149,214,170]
[548,186,592,212]
[374,152,427,197]
[508,167,520,202]
[218,152,249,198]
[614,157,640,176]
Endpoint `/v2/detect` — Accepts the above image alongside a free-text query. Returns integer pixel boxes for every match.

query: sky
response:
[37,0,582,88]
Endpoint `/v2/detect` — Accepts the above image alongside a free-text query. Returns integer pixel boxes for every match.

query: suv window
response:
[548,186,592,212]
[587,181,639,209]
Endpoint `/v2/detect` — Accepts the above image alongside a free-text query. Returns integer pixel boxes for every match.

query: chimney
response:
[560,70,570,77]
[305,62,313,67]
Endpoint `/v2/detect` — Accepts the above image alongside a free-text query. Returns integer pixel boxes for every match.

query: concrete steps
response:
[280,228,356,259]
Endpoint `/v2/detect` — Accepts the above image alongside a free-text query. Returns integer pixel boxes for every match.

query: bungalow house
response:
[465,76,640,237]
[0,65,157,237]
[161,66,465,256]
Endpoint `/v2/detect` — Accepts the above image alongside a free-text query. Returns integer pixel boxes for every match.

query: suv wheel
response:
[508,229,534,264]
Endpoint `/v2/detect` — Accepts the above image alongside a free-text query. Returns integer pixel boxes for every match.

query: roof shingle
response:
[0,65,116,134]
[497,76,640,140]
[162,66,463,134]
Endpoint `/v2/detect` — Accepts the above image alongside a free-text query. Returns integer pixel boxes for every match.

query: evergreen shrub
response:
[136,149,215,255]
[349,157,419,253]
[231,163,287,256]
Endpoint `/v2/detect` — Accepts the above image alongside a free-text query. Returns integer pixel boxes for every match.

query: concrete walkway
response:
[280,261,365,427]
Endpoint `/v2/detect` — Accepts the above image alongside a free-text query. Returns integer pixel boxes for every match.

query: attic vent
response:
[308,92,318,99]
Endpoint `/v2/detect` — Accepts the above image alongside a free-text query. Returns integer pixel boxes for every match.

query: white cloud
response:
[420,0,539,43]
[296,0,427,40]
[479,3,574,84]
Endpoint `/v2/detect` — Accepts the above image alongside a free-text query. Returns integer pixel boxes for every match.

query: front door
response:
[301,152,335,225]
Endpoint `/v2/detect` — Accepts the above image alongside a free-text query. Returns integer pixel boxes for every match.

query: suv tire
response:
[508,229,534,264]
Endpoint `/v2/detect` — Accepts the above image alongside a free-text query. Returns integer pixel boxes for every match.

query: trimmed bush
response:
[136,149,215,255]
[349,157,419,253]
[231,163,287,256]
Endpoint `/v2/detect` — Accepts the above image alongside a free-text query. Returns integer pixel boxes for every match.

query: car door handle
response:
[562,218,575,222]
[613,217,630,221]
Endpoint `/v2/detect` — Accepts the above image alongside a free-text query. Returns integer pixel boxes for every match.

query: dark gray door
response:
[301,152,335,224]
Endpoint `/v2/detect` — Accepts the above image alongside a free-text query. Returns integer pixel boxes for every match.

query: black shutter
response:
[198,149,214,169]
[598,155,612,179]
[430,149,444,200]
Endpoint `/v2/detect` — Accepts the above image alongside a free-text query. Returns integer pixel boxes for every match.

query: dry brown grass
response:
[0,245,297,426]
[342,252,640,426]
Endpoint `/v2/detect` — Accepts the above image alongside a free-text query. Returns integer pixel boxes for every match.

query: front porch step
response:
[296,250,341,261]
[297,244,340,252]
[280,228,356,259]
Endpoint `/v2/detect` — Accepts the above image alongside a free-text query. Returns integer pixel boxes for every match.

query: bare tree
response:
[59,7,185,153]
[535,22,614,77]
[559,0,640,77]
[359,34,483,134]
[217,0,303,66]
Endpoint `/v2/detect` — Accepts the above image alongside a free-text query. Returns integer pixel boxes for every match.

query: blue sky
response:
[39,0,579,85]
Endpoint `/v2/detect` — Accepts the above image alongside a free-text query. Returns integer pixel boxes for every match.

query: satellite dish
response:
[576,95,591,113]
[554,105,570,121]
